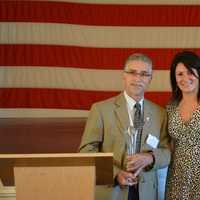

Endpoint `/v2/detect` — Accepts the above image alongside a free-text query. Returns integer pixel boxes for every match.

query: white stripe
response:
[1,23,200,48]
[35,0,200,5]
[0,67,170,91]
[0,108,89,118]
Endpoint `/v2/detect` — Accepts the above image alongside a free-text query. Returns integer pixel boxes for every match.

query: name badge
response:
[146,134,159,149]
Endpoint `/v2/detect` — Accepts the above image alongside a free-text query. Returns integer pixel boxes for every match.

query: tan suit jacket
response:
[79,93,171,200]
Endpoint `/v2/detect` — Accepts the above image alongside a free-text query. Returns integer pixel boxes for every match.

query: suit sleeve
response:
[151,109,171,170]
[79,103,122,181]
[79,103,104,152]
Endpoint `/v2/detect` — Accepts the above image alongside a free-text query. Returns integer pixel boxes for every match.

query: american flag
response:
[0,0,199,118]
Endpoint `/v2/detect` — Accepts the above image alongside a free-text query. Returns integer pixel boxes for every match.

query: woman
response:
[166,51,200,200]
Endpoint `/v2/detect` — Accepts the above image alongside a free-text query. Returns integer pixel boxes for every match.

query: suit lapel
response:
[114,93,130,135]
[141,100,153,147]
[113,95,155,151]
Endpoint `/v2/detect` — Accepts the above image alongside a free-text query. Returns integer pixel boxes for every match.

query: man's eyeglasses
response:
[124,70,152,78]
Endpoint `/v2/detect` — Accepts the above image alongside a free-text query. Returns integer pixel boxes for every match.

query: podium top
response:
[0,153,113,185]
[0,152,112,159]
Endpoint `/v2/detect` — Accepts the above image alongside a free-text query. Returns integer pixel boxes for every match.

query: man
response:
[79,53,171,200]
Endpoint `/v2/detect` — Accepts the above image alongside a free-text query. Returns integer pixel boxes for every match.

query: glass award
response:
[124,126,140,156]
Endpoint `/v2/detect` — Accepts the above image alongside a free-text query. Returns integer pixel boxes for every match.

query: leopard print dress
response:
[165,104,200,200]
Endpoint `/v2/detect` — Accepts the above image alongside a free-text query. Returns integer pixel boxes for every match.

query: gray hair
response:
[124,53,153,71]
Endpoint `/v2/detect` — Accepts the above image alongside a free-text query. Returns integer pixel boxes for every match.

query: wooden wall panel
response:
[0,118,86,186]
[0,118,86,153]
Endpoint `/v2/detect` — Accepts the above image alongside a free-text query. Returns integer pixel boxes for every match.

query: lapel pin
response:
[146,116,150,122]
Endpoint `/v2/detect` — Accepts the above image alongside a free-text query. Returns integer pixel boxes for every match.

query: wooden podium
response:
[0,153,113,200]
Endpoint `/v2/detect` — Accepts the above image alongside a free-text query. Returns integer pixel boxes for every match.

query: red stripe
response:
[0,88,171,109]
[0,1,200,26]
[0,45,199,70]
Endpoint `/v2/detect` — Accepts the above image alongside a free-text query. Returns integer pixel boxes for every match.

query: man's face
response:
[123,60,152,99]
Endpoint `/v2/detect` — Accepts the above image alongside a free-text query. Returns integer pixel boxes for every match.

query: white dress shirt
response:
[123,91,143,126]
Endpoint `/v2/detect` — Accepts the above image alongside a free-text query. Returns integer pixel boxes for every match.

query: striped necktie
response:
[134,102,143,129]
[133,102,143,153]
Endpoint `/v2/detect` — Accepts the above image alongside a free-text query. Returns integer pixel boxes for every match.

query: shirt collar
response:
[124,91,143,110]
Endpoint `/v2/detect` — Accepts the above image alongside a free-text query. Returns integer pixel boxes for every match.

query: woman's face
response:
[175,62,199,95]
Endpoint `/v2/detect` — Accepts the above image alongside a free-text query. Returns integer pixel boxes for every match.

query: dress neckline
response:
[176,105,200,125]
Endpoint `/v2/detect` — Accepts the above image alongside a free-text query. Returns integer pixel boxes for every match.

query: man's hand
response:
[116,170,138,187]
[126,152,154,176]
